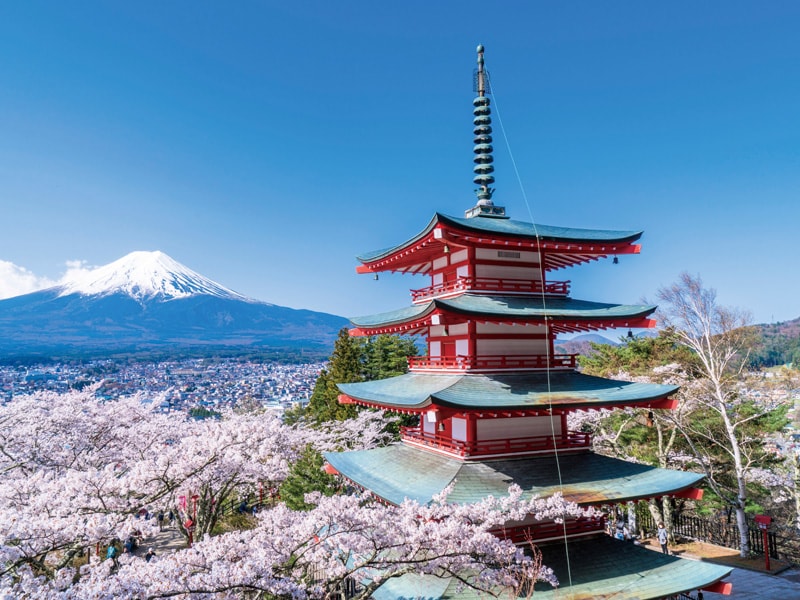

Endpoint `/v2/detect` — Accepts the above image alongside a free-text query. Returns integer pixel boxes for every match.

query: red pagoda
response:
[325,45,732,599]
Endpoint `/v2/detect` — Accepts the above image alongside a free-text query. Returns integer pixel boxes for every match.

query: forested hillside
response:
[750,317,800,368]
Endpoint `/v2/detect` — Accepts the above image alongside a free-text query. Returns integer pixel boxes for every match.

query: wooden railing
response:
[400,428,591,457]
[637,510,782,560]
[495,517,605,544]
[410,277,570,302]
[408,354,578,371]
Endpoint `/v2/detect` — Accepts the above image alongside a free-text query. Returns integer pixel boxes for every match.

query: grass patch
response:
[212,512,258,535]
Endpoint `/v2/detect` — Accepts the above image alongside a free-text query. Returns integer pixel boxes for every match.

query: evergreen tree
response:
[304,329,364,422]
[278,444,338,511]
[579,328,697,377]
[363,334,419,380]
[301,330,418,423]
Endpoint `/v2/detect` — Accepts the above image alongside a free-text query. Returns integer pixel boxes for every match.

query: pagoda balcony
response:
[408,354,578,372]
[495,516,606,545]
[410,277,570,303]
[400,427,591,458]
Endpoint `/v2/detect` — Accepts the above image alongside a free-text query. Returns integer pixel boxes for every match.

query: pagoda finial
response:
[467,44,505,219]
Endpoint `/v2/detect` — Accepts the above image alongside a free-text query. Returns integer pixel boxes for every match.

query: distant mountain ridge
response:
[555,333,620,357]
[0,251,348,359]
[751,316,800,367]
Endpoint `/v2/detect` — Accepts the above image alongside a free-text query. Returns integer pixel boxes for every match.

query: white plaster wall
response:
[476,339,548,355]
[433,257,448,270]
[452,417,467,441]
[475,248,540,263]
[475,264,540,281]
[477,416,562,440]
[476,323,546,335]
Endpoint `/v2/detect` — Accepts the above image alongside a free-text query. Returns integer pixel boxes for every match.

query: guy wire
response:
[487,67,575,590]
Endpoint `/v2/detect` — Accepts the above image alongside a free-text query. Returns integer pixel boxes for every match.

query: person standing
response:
[657,522,669,554]
[106,543,119,568]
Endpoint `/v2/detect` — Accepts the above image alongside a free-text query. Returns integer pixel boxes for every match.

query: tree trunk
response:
[735,500,749,558]
[662,496,674,543]
[794,457,800,531]
[627,502,637,539]
[647,498,663,533]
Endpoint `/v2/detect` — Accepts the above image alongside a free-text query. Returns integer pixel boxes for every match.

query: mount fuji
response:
[0,251,348,359]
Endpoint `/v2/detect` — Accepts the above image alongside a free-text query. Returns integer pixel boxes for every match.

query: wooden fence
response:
[636,510,784,560]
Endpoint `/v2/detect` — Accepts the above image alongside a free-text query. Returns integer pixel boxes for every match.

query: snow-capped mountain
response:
[57,251,254,302]
[0,251,347,358]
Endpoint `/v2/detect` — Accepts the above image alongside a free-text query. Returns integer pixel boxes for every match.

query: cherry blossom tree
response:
[10,486,585,599]
[0,389,310,580]
[0,389,586,598]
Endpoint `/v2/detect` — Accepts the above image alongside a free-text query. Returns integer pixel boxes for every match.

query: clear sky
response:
[1,1,799,327]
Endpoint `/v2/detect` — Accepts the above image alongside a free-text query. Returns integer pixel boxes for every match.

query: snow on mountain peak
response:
[58,251,254,302]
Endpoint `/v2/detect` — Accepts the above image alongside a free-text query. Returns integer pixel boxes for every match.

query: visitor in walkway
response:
[106,543,119,568]
[657,522,669,554]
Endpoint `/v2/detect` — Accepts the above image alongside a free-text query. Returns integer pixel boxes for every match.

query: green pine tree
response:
[301,330,418,423]
[363,334,419,380]
[278,444,338,511]
[304,328,364,422]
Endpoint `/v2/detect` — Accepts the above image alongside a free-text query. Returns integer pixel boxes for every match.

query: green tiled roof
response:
[357,213,643,263]
[337,371,677,411]
[350,295,656,327]
[324,445,704,506]
[371,536,732,600]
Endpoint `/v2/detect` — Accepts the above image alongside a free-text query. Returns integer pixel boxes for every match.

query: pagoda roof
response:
[324,445,704,506]
[337,371,677,413]
[356,213,643,274]
[371,536,732,600]
[350,294,657,335]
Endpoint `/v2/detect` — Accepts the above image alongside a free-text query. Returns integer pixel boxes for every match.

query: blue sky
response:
[1,1,799,327]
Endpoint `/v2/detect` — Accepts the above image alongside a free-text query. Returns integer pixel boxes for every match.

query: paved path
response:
[147,524,188,553]
[128,523,187,560]
[712,565,800,598]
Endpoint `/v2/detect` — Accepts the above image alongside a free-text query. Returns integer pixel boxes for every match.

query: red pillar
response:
[466,413,477,453]
[755,515,772,571]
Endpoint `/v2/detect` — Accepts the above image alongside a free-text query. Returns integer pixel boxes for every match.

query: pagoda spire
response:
[466,44,505,219]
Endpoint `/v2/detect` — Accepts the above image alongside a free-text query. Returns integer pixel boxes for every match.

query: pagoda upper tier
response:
[355,212,642,277]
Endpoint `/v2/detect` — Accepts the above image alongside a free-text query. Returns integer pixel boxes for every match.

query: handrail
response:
[408,354,578,371]
[410,277,570,302]
[400,428,591,457]
[495,516,605,544]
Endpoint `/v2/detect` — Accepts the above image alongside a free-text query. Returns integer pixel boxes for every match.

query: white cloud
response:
[0,261,58,299]
[0,259,104,300]
[59,259,97,286]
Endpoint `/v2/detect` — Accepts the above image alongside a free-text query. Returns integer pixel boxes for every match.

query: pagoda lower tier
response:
[339,372,678,459]
[339,371,677,413]
[371,535,733,600]
[324,445,704,508]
